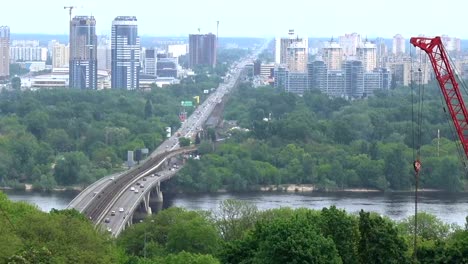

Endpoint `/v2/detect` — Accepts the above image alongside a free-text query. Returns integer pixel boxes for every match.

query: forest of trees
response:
[0,73,221,190]
[171,82,467,192]
[1,194,466,263]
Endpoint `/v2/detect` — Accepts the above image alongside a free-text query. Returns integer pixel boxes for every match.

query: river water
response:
[4,190,468,226]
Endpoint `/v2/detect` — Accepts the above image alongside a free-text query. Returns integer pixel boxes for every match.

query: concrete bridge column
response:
[153,181,163,202]
[144,191,152,215]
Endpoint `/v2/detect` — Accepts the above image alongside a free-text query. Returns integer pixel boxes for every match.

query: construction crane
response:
[410,36,468,261]
[411,36,468,160]
[64,6,76,21]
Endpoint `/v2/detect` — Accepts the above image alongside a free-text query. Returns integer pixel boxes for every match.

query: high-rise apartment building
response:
[274,30,308,66]
[97,37,111,71]
[441,35,461,53]
[356,41,377,72]
[392,34,405,55]
[10,40,47,62]
[364,68,391,96]
[69,16,97,89]
[52,43,69,68]
[322,40,343,70]
[308,61,327,91]
[189,33,217,68]
[167,44,188,58]
[111,16,140,90]
[343,60,364,97]
[0,26,10,80]
[286,39,308,73]
[339,33,361,56]
[375,37,388,68]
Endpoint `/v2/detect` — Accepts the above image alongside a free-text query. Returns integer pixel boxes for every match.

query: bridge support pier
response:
[144,191,152,215]
[152,181,163,203]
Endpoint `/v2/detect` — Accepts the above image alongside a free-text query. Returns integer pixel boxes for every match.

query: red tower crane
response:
[410,36,468,160]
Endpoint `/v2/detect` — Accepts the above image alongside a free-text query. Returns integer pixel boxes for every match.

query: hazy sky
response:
[1,0,466,38]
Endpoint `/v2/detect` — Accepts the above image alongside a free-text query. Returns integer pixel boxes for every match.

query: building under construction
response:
[69,16,97,89]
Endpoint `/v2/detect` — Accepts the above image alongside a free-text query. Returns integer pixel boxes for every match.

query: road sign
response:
[181,101,193,107]
[165,127,171,138]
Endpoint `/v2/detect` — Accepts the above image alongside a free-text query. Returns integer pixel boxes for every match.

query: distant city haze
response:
[1,0,467,38]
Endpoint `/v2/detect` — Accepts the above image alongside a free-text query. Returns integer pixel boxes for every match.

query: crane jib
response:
[410,36,468,161]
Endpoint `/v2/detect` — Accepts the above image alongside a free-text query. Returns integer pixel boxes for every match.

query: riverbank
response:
[0,184,84,192]
[0,183,450,194]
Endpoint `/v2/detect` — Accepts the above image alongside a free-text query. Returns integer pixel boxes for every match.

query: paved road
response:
[101,167,181,236]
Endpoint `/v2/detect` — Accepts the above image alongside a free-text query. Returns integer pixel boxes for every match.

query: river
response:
[3,190,468,226]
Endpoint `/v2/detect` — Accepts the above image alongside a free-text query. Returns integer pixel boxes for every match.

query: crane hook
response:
[413,160,422,174]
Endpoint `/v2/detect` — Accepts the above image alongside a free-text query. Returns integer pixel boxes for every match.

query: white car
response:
[130,187,135,191]
[119,207,124,212]
[134,189,139,193]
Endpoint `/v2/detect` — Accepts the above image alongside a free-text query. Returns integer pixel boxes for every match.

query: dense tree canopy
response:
[0,192,123,263]
[0,72,221,189]
[171,82,467,192]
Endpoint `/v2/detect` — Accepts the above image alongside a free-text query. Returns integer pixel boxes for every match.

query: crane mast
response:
[410,36,468,159]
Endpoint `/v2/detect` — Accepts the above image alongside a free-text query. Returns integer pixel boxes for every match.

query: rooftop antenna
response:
[216,21,219,40]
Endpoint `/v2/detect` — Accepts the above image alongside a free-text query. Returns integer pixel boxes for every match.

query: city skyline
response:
[1,0,468,38]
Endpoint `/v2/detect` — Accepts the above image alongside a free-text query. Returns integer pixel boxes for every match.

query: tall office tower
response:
[322,40,343,70]
[356,40,377,72]
[52,43,69,68]
[343,60,364,97]
[339,33,361,56]
[0,26,10,80]
[143,48,156,76]
[392,34,405,55]
[69,16,97,89]
[111,16,140,90]
[286,38,308,73]
[189,33,217,68]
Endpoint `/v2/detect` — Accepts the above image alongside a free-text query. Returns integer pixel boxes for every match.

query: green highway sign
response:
[181,101,193,107]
